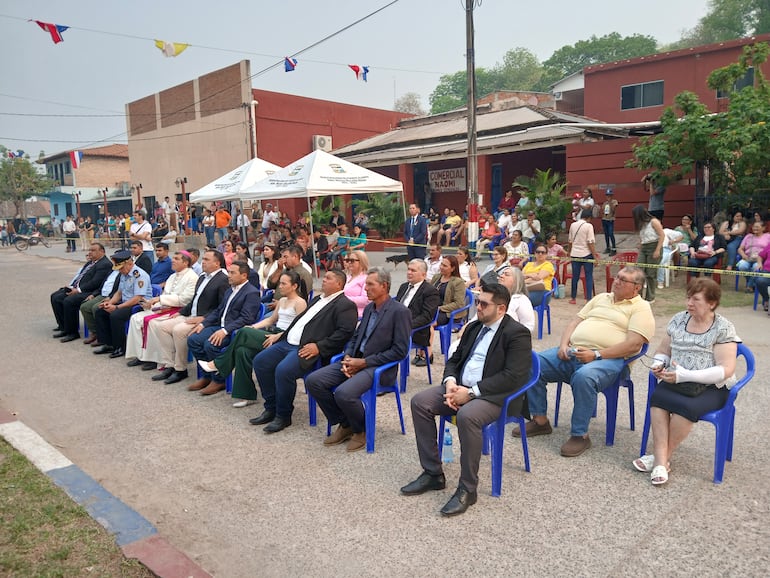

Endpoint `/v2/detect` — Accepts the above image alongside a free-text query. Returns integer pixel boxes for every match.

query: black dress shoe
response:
[163,370,189,384]
[152,368,175,381]
[53,326,62,332]
[400,471,447,495]
[93,345,114,355]
[126,357,143,367]
[53,331,67,338]
[263,416,292,434]
[440,485,477,517]
[249,410,276,425]
[109,348,125,358]
[141,361,158,371]
[59,334,80,343]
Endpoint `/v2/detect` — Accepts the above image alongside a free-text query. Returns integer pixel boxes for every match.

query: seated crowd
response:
[49,196,753,519]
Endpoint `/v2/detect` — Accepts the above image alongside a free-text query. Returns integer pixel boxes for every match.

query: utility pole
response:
[465,0,479,248]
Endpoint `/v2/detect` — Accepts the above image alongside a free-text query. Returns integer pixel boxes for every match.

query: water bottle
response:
[442,426,454,463]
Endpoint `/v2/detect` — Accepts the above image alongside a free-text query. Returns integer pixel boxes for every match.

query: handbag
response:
[668,381,709,397]
[526,281,546,292]
[694,250,712,260]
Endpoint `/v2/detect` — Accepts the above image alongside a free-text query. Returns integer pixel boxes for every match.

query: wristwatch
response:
[467,388,476,399]
[593,349,602,360]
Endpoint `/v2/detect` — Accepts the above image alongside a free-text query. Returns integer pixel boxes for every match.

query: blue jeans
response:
[571,256,594,300]
[217,227,229,244]
[601,220,615,251]
[528,347,625,436]
[252,340,304,419]
[726,236,743,268]
[187,326,232,383]
[143,250,155,264]
[736,259,760,288]
[204,226,215,246]
[688,256,718,275]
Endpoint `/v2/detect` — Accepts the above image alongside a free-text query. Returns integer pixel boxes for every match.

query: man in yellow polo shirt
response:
[514,266,655,457]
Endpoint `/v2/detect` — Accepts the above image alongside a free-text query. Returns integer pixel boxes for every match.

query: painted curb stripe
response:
[47,464,157,546]
[0,421,72,472]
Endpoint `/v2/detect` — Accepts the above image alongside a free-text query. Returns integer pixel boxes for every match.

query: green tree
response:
[629,43,770,209]
[539,33,658,89]
[670,0,770,49]
[0,149,52,219]
[350,193,405,238]
[428,47,542,114]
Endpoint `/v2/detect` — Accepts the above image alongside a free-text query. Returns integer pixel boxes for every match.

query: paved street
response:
[1,240,769,577]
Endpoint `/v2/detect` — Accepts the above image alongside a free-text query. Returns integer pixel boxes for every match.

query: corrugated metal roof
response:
[40,143,128,164]
[339,125,601,167]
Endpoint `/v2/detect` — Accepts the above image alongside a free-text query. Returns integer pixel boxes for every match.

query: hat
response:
[111,250,132,270]
[606,188,614,195]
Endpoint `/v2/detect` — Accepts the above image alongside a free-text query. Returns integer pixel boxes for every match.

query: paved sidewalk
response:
[1,242,769,577]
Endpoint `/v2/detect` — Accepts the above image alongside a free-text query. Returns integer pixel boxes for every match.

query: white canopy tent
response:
[188,157,282,203]
[242,149,405,276]
[239,149,403,200]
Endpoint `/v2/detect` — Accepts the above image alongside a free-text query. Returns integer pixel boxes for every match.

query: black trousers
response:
[60,292,88,335]
[94,305,133,350]
[50,288,69,328]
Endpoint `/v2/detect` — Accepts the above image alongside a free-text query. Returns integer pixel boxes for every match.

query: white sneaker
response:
[232,399,256,408]
[657,283,664,289]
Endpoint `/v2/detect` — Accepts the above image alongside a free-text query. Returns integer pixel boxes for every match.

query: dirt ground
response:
[2,244,770,577]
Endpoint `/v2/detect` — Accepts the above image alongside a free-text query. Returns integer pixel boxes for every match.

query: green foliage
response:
[512,169,571,235]
[429,47,543,114]
[350,192,405,238]
[629,43,770,207]
[539,33,658,89]
[671,0,769,49]
[0,151,53,218]
[310,195,346,228]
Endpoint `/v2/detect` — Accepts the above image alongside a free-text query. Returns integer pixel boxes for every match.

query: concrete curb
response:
[0,409,211,578]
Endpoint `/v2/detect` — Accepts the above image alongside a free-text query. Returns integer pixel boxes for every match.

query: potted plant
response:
[512,168,572,240]
[350,192,406,250]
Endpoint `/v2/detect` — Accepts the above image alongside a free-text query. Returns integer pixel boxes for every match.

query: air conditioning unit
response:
[312,135,332,152]
[553,91,563,101]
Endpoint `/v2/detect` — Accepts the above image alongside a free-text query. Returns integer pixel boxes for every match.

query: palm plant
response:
[351,192,406,238]
[512,168,571,236]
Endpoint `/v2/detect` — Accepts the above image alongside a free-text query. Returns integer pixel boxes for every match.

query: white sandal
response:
[651,465,669,485]
[633,455,655,472]
[232,399,256,408]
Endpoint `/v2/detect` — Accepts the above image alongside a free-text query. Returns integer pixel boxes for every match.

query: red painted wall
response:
[584,35,770,123]
[566,139,695,231]
[251,89,411,220]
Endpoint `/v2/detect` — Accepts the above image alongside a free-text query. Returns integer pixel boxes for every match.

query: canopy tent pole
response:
[306,194,320,279]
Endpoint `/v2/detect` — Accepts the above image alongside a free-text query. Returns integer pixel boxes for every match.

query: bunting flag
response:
[33,20,69,44]
[7,150,25,159]
[70,150,83,169]
[348,64,369,82]
[154,40,189,57]
[284,57,298,72]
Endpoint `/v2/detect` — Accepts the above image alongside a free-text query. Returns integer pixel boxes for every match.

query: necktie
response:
[468,326,491,358]
[400,284,414,303]
[72,261,94,289]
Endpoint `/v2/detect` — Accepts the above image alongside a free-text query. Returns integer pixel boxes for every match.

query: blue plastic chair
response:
[151,284,162,297]
[553,344,648,445]
[439,351,540,497]
[438,289,473,361]
[307,350,408,453]
[531,287,555,340]
[401,309,439,393]
[639,343,755,483]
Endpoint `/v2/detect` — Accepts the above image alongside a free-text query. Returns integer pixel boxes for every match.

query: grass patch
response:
[0,439,153,577]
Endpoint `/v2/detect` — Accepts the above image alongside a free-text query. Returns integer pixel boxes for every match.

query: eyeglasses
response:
[535,250,547,254]
[614,275,639,285]
[475,299,494,308]
[343,258,359,262]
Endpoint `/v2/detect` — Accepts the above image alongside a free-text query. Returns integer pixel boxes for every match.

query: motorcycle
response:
[14,231,50,251]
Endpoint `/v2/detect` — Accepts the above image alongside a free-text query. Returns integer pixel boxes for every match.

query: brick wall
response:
[75,157,131,188]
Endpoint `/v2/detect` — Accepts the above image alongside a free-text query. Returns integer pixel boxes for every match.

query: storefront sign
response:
[429,168,466,193]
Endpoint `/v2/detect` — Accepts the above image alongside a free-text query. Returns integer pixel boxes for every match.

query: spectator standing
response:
[632,205,665,303]
[644,175,665,221]
[600,189,618,255]
[567,209,599,304]
[405,203,428,260]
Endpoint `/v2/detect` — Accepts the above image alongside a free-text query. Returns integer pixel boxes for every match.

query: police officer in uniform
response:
[93,250,153,358]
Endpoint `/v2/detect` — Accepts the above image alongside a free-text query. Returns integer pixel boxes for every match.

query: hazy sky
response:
[0,0,711,157]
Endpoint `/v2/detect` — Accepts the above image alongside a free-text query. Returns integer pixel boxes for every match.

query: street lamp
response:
[74,191,81,219]
[175,177,188,234]
[131,183,143,213]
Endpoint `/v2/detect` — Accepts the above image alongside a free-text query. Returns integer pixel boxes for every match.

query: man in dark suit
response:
[396,259,440,366]
[146,249,229,384]
[129,240,153,275]
[404,203,428,260]
[306,267,412,452]
[401,283,532,517]
[52,242,113,342]
[249,269,357,434]
[187,260,260,394]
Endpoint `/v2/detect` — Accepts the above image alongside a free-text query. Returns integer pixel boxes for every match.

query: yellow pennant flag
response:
[154,40,189,57]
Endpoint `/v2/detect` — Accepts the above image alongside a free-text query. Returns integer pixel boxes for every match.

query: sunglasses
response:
[475,299,494,308]
[535,250,547,254]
